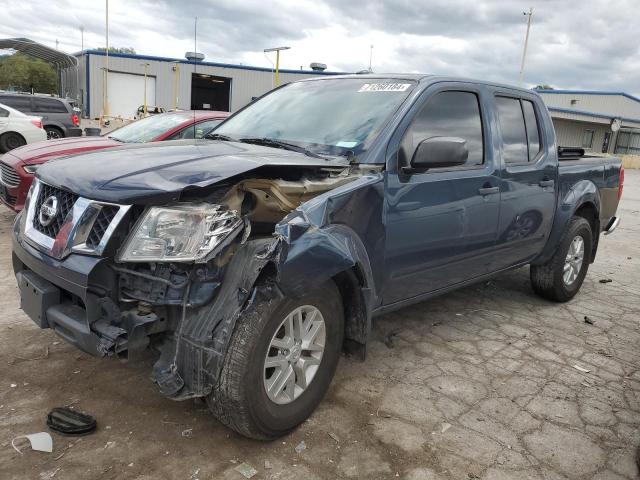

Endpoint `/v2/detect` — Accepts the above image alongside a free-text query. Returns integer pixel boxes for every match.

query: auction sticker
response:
[358,83,411,92]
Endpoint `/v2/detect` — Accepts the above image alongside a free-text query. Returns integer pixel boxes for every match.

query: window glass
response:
[33,97,68,113]
[0,106,8,117]
[169,119,223,140]
[215,78,415,156]
[522,100,541,160]
[0,96,32,111]
[401,91,484,167]
[107,113,192,143]
[581,129,594,148]
[496,96,528,163]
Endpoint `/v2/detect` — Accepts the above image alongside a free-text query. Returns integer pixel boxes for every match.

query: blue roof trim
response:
[537,89,640,104]
[548,106,640,124]
[82,50,343,76]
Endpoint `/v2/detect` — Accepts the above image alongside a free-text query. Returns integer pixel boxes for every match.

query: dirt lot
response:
[1,173,639,480]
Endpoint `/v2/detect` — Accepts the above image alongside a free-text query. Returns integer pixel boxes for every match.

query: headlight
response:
[23,165,38,174]
[117,204,243,263]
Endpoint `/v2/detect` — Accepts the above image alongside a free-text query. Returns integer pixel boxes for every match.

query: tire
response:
[0,132,26,153]
[530,216,592,302]
[45,126,64,140]
[207,279,344,439]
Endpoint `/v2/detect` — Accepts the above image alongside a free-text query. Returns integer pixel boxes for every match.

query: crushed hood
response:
[36,140,349,204]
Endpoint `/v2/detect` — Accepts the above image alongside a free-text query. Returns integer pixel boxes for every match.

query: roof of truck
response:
[297,73,539,95]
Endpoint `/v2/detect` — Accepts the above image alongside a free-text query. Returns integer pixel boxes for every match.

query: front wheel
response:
[208,280,344,439]
[530,216,593,302]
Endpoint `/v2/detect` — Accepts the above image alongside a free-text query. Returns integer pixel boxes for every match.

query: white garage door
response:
[107,72,156,119]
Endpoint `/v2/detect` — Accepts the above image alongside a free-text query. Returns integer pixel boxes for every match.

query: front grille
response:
[86,205,119,249]
[0,162,20,187]
[32,183,79,238]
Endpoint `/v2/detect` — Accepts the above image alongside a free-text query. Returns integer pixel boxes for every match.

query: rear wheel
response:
[530,216,592,302]
[45,126,63,140]
[0,132,26,152]
[208,280,343,439]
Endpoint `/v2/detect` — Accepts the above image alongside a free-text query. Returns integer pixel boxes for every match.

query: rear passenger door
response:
[490,92,557,271]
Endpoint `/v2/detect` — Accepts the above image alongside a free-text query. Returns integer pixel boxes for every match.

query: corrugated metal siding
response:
[77,53,330,118]
[540,92,640,120]
[552,118,611,152]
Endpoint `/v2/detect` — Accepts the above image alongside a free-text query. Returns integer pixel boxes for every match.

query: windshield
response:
[215,78,415,156]
[108,113,190,143]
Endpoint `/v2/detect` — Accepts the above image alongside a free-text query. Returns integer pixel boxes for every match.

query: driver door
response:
[383,84,501,305]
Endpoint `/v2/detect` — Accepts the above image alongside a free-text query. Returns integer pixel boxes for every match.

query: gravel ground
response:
[1,172,639,480]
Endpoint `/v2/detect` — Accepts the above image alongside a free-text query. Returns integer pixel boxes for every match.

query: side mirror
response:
[408,136,468,171]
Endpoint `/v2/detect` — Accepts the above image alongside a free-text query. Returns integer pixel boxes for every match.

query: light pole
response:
[264,46,290,86]
[103,0,110,117]
[79,25,84,116]
[171,61,180,110]
[519,7,534,85]
[141,63,150,116]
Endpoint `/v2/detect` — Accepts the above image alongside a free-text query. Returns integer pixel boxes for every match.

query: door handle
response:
[539,179,555,188]
[478,186,500,195]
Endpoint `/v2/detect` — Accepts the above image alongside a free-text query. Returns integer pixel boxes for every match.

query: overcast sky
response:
[2,0,639,94]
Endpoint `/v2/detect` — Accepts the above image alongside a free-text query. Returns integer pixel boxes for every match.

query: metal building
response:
[61,50,339,119]
[538,89,640,155]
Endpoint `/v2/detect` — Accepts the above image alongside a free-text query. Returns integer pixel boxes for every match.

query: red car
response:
[0,110,228,212]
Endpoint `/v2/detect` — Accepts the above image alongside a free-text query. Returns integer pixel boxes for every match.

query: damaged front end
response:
[13,163,382,401]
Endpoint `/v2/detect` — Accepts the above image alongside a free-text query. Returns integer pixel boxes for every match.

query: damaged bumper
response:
[12,230,164,357]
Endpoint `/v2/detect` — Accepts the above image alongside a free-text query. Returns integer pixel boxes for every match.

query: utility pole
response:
[264,46,290,86]
[369,45,373,72]
[141,63,150,115]
[171,61,180,110]
[519,7,533,86]
[103,0,110,117]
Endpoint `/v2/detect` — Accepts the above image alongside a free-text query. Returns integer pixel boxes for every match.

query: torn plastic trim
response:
[151,238,277,399]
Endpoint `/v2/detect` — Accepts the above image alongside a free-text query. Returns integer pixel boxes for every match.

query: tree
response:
[0,54,57,93]
[534,85,554,90]
[96,47,136,54]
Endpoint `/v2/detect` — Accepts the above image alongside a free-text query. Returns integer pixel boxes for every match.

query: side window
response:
[168,125,195,140]
[522,100,541,160]
[0,106,8,117]
[496,96,528,164]
[33,98,68,113]
[195,119,222,138]
[581,129,594,149]
[0,96,32,112]
[167,120,223,140]
[400,91,484,167]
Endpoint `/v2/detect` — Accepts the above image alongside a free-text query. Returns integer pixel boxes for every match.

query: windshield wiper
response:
[238,137,328,160]
[205,133,237,141]
[107,136,125,142]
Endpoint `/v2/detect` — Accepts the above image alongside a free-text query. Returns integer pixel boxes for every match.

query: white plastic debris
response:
[573,365,591,373]
[295,440,307,453]
[441,423,452,433]
[234,462,257,479]
[12,432,53,454]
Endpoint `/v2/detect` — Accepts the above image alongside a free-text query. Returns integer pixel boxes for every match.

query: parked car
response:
[0,93,81,139]
[0,102,46,154]
[12,75,623,440]
[0,110,228,211]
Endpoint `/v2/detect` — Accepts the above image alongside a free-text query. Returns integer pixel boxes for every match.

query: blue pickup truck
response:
[11,75,623,439]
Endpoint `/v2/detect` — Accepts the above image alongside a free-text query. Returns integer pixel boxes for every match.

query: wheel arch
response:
[533,180,601,265]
